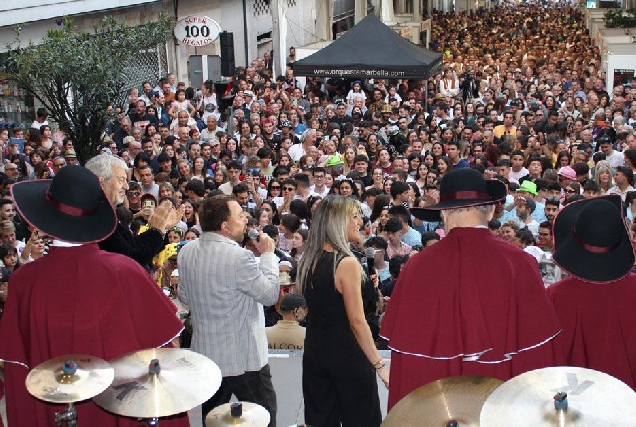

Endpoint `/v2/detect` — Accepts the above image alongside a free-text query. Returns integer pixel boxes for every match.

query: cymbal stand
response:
[553,392,568,427]
[55,402,78,427]
[144,360,163,426]
[55,361,80,427]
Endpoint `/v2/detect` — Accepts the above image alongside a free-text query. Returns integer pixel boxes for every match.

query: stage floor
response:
[190,350,391,426]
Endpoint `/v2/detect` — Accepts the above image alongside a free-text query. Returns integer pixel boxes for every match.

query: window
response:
[393,0,413,14]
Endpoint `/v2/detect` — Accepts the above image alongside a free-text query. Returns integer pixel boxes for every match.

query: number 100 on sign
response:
[174,16,221,47]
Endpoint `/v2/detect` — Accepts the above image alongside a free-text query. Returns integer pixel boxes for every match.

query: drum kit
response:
[28,351,636,426]
[205,401,270,427]
[25,348,270,426]
[382,366,636,426]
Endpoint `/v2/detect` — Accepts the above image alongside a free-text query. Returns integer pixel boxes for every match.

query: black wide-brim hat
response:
[11,166,117,243]
[553,195,633,283]
[410,168,507,222]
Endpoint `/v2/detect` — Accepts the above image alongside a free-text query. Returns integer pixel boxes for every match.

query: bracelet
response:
[372,359,385,370]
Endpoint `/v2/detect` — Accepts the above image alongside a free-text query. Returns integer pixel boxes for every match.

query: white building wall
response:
[0,0,164,27]
[0,1,171,53]
[2,0,326,83]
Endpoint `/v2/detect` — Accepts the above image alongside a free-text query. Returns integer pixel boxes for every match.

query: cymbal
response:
[93,348,222,418]
[205,401,270,427]
[26,354,114,404]
[382,375,503,427]
[480,366,636,426]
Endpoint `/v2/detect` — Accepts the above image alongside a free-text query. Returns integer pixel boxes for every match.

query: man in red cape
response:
[548,195,636,390]
[380,168,562,409]
[0,165,189,426]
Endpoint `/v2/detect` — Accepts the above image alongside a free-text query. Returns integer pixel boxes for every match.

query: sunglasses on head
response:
[168,226,184,237]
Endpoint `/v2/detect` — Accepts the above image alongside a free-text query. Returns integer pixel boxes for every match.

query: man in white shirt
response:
[515,196,540,238]
[309,167,330,198]
[138,164,160,200]
[200,115,223,142]
[607,166,635,201]
[508,150,529,183]
[597,136,625,168]
[218,161,243,195]
[30,108,48,129]
[288,129,316,162]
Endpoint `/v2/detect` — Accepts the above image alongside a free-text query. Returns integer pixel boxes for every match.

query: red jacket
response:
[381,227,561,409]
[0,244,188,426]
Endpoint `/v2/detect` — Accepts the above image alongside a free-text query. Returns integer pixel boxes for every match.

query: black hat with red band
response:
[11,165,116,243]
[410,168,507,222]
[553,195,633,283]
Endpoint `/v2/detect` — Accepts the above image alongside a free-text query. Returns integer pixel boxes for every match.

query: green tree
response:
[4,15,173,163]
[604,9,636,29]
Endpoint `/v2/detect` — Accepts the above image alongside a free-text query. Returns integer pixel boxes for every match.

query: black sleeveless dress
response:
[302,251,381,427]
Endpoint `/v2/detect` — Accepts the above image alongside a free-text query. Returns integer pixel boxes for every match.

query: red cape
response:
[380,228,561,409]
[547,274,636,390]
[0,244,188,426]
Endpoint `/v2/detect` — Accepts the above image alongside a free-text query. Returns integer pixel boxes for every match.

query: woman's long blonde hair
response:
[297,195,361,294]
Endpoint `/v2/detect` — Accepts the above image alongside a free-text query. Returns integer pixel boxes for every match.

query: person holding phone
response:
[243,170,264,209]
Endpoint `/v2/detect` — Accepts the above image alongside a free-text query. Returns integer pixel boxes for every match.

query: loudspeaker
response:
[219,31,235,77]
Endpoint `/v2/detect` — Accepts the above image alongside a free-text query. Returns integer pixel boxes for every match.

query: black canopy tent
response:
[293,13,443,80]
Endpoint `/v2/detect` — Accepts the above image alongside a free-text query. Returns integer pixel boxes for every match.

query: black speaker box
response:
[220,31,235,77]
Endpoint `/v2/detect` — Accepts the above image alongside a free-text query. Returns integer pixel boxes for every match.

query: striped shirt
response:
[178,232,279,376]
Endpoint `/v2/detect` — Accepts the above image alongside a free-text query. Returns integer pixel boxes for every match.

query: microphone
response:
[248,229,292,261]
[364,247,376,276]
[247,228,261,242]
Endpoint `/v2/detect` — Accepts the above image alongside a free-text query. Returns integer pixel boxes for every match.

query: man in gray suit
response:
[178,194,279,426]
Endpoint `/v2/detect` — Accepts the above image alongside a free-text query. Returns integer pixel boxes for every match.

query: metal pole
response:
[271,0,282,77]
[242,0,249,67]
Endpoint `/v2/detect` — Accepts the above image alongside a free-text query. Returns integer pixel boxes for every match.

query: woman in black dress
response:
[297,195,388,427]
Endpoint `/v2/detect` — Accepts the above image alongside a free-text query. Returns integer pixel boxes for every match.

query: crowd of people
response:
[1,0,636,425]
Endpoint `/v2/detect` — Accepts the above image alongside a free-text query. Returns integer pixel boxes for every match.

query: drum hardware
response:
[93,348,222,425]
[480,366,636,426]
[205,401,271,427]
[25,355,114,427]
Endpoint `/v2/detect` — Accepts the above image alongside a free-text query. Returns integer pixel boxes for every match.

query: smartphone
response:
[142,200,154,208]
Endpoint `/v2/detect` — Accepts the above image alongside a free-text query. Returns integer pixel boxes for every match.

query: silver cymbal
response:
[382,375,503,427]
[93,348,222,418]
[205,401,270,427]
[480,366,636,426]
[26,354,114,404]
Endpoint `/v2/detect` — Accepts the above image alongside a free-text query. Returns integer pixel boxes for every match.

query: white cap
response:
[171,269,179,277]
[279,260,293,269]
